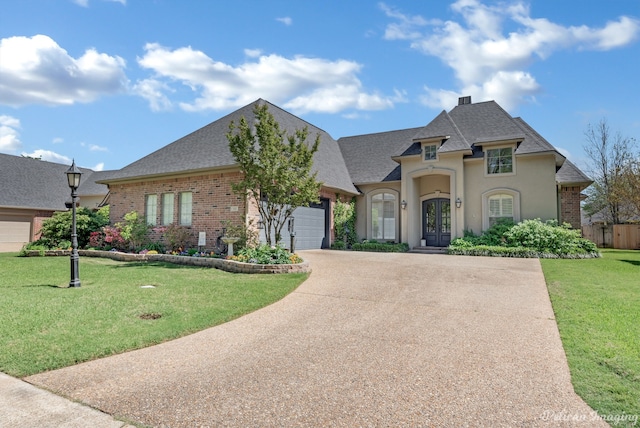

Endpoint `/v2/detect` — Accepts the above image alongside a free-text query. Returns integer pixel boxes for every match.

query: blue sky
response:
[1,0,639,173]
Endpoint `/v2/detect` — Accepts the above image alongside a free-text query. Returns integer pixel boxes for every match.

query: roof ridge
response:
[443,110,470,148]
[339,126,424,141]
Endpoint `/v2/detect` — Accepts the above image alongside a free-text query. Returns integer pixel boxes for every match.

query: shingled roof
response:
[0,153,101,211]
[102,99,358,195]
[338,98,591,187]
[337,127,422,184]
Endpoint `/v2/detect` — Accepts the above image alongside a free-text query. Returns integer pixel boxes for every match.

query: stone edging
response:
[24,250,311,274]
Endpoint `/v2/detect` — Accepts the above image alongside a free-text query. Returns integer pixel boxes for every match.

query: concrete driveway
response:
[26,251,606,427]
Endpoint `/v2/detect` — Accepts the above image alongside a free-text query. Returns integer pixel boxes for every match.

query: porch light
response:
[401,200,407,210]
[455,197,462,208]
[65,160,82,288]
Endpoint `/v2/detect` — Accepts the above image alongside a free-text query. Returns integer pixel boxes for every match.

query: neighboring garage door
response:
[260,199,329,250]
[0,218,31,252]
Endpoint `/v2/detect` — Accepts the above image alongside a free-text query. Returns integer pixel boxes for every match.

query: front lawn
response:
[0,253,306,377]
[542,250,640,426]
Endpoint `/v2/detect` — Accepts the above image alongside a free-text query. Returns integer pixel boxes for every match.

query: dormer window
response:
[424,144,438,161]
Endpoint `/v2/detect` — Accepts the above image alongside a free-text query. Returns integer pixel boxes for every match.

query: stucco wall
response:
[463,154,558,234]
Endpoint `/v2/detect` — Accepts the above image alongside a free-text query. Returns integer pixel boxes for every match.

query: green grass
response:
[542,250,640,426]
[0,252,306,377]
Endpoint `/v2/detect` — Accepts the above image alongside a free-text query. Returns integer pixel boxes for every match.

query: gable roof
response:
[0,153,101,211]
[338,98,592,187]
[337,127,422,184]
[103,99,358,195]
[556,158,593,186]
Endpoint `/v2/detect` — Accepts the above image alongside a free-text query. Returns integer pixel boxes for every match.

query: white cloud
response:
[0,35,128,107]
[21,149,71,164]
[92,162,105,171]
[244,48,262,58]
[0,115,22,153]
[383,0,640,110]
[132,78,173,111]
[276,17,292,26]
[52,137,64,144]
[89,144,108,152]
[136,43,398,114]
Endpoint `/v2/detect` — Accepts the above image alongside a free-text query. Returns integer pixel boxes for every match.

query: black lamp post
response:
[66,160,82,288]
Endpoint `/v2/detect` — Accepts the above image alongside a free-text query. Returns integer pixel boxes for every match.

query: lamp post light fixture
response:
[66,160,82,288]
[401,200,407,210]
[455,197,462,209]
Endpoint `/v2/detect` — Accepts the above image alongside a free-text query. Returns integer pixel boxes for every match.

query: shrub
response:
[159,224,193,253]
[102,225,127,251]
[505,219,598,255]
[36,206,109,249]
[331,240,346,250]
[233,244,303,264]
[351,241,409,253]
[448,218,600,258]
[116,211,150,251]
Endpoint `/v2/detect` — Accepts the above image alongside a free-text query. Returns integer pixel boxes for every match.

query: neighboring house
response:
[100,97,592,250]
[0,153,109,251]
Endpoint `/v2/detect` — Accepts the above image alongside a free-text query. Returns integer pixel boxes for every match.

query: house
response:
[100,97,592,250]
[339,97,592,248]
[100,99,359,250]
[0,153,110,251]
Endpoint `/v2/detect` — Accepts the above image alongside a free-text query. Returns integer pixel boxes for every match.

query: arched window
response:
[488,194,513,226]
[482,189,520,230]
[371,192,396,240]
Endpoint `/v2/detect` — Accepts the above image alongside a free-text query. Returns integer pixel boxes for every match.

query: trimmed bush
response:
[448,219,600,258]
[351,241,409,253]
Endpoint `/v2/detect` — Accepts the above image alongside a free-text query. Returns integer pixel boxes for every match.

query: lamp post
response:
[66,160,82,288]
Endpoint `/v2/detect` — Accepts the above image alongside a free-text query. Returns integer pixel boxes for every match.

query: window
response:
[162,193,174,225]
[145,194,157,226]
[179,192,192,226]
[424,144,438,161]
[488,194,513,226]
[371,192,396,240]
[486,147,513,174]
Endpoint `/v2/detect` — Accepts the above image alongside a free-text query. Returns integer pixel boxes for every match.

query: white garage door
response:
[259,203,327,251]
[0,220,31,252]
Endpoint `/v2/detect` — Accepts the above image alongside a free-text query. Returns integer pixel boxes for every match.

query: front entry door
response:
[422,198,451,247]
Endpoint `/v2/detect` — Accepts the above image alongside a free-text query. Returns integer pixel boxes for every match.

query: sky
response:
[1,0,639,174]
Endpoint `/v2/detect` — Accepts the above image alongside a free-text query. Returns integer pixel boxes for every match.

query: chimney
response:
[458,96,471,106]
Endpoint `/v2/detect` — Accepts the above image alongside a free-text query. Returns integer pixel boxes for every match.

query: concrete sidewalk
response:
[0,372,128,427]
[9,251,608,426]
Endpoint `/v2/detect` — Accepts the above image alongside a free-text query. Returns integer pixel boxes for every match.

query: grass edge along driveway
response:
[0,253,306,377]
[542,249,640,427]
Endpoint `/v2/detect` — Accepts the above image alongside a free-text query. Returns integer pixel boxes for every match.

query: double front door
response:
[422,198,451,247]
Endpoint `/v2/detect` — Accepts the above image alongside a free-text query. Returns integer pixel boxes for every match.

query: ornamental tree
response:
[227,103,322,246]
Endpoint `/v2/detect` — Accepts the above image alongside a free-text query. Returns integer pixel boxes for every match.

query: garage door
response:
[0,219,31,252]
[259,200,329,251]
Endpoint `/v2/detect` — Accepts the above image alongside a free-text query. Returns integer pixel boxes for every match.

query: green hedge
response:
[351,241,409,253]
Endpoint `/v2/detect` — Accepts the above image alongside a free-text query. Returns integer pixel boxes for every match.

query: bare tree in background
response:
[583,118,637,224]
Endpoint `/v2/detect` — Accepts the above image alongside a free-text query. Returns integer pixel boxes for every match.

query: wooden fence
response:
[582,224,640,249]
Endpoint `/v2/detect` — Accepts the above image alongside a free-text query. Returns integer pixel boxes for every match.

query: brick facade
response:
[32,210,56,240]
[559,185,582,229]
[108,170,346,250]
[108,171,246,249]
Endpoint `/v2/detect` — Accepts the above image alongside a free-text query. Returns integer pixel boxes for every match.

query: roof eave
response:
[98,164,241,185]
